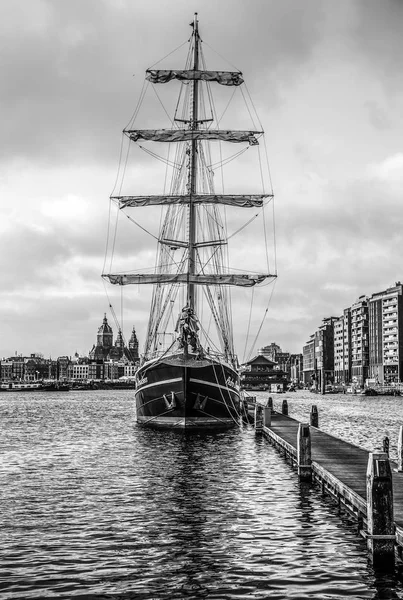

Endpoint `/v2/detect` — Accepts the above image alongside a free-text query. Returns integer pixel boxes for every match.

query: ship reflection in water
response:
[1,389,403,599]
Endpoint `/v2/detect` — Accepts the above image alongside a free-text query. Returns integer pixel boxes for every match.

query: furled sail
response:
[125,129,262,145]
[103,273,273,287]
[114,194,271,209]
[146,69,244,86]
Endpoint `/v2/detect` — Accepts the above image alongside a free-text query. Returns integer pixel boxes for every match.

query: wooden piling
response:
[366,452,395,566]
[383,436,390,456]
[297,423,312,481]
[255,404,263,434]
[310,405,319,428]
[282,399,288,416]
[267,396,273,410]
[263,406,271,428]
[398,426,403,472]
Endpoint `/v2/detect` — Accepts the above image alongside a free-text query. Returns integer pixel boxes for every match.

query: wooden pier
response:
[248,399,403,567]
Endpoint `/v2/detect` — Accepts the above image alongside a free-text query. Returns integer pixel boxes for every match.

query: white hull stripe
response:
[136,377,182,392]
[189,378,240,395]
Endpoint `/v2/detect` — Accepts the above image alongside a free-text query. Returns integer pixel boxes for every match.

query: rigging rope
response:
[242,287,255,364]
[148,40,190,69]
[138,144,180,169]
[245,277,278,363]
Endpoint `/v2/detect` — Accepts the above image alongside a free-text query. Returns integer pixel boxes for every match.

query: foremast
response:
[187,13,200,314]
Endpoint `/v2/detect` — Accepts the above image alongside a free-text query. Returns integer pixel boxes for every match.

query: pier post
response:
[398,426,403,472]
[263,406,271,428]
[282,399,288,416]
[267,396,273,410]
[297,423,312,481]
[320,368,326,394]
[255,404,263,434]
[310,405,319,428]
[383,436,390,456]
[366,452,395,566]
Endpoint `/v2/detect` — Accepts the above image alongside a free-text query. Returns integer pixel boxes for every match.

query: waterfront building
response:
[0,361,12,380]
[124,363,137,378]
[303,318,337,390]
[104,359,127,380]
[289,354,303,384]
[302,335,315,385]
[314,317,337,391]
[240,355,286,390]
[9,356,25,380]
[67,361,90,380]
[368,282,403,384]
[350,296,369,387]
[258,343,301,383]
[57,356,70,380]
[333,308,351,384]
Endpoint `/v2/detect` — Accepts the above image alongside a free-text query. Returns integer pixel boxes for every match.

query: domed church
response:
[89,315,139,363]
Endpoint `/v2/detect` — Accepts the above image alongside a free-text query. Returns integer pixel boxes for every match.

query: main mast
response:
[187,12,199,312]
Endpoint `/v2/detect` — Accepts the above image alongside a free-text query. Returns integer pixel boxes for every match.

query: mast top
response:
[191,13,198,33]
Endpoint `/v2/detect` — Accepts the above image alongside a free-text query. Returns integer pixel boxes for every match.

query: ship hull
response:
[135,354,240,429]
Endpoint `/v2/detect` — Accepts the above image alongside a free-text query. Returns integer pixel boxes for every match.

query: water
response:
[1,390,403,599]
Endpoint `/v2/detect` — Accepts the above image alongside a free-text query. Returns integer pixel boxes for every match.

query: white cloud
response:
[1,0,403,358]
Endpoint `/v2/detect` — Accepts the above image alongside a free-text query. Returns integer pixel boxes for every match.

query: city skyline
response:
[1,0,403,358]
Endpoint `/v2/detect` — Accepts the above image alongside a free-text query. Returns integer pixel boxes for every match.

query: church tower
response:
[97,314,113,349]
[128,327,139,361]
[115,329,124,349]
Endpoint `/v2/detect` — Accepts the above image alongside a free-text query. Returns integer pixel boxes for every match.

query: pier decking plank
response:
[264,411,403,538]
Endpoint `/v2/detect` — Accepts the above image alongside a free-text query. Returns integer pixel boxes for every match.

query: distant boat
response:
[0,381,70,392]
[42,382,70,392]
[1,382,44,392]
[103,15,276,429]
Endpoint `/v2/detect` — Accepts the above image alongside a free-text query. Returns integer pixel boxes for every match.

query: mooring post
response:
[282,398,288,416]
[255,404,263,434]
[398,426,403,472]
[263,406,271,428]
[310,405,319,428]
[366,452,395,566]
[267,396,273,410]
[383,436,390,456]
[297,423,312,481]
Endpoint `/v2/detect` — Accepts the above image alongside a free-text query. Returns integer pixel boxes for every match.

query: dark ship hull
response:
[135,353,241,429]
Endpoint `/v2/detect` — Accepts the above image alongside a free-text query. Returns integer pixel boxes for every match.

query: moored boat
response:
[103,15,276,429]
[1,382,44,391]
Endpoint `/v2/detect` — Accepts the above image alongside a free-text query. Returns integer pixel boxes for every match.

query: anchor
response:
[194,393,208,411]
[163,392,176,410]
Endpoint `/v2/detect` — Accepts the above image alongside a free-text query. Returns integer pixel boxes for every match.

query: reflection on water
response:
[1,390,403,599]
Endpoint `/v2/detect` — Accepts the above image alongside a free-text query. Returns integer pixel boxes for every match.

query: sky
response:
[1,0,403,360]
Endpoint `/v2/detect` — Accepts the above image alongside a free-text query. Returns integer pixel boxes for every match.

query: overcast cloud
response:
[1,0,403,359]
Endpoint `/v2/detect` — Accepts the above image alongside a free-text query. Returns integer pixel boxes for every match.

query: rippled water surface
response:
[2,389,403,599]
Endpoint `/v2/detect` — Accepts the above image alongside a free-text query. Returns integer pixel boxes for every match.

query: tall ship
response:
[103,15,277,429]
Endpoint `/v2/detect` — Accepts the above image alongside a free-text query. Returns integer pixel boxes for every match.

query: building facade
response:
[350,297,369,387]
[302,335,315,385]
[368,282,403,384]
[334,309,352,384]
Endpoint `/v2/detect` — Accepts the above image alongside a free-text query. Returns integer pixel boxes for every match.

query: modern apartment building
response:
[350,296,369,387]
[368,282,403,384]
[302,335,315,385]
[302,318,337,389]
[314,317,337,391]
[333,308,351,384]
